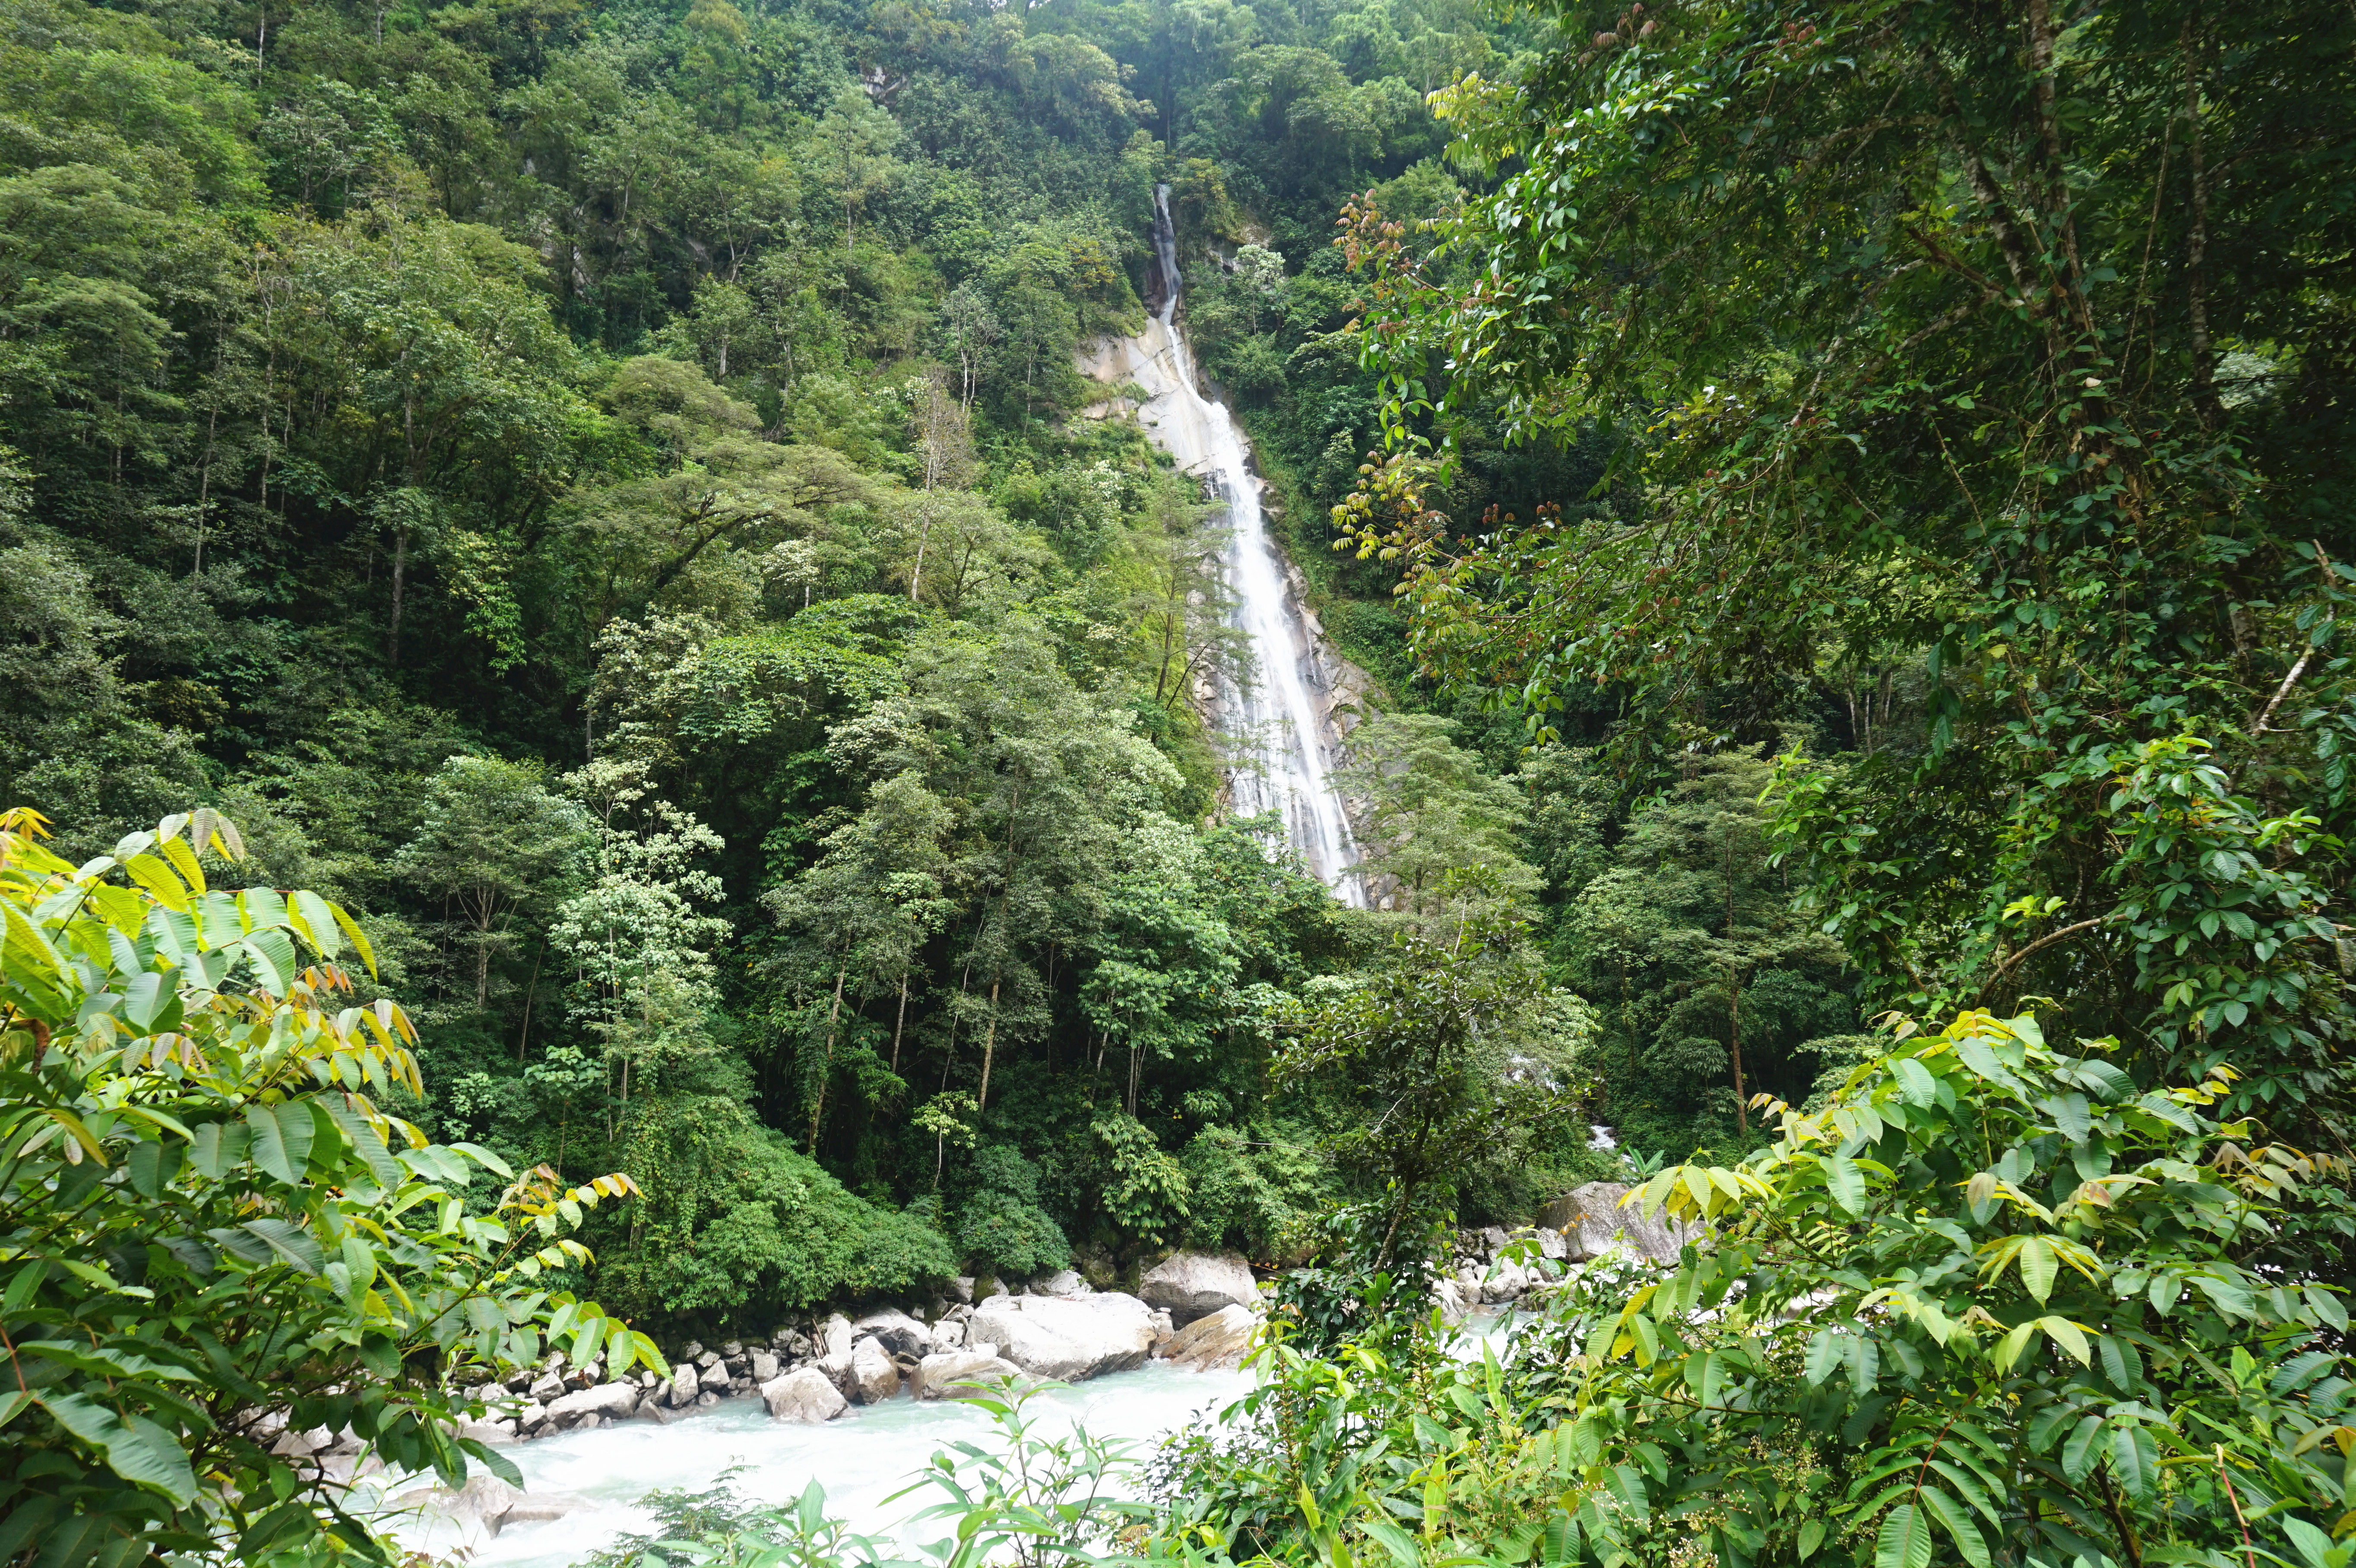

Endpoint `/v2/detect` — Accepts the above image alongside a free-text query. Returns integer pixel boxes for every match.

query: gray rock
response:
[761,1366,848,1423]
[750,1349,779,1382]
[1137,1253,1259,1326]
[926,1318,967,1353]
[546,1381,639,1423]
[1147,1308,1175,1349]
[456,1416,518,1445]
[694,1350,724,1371]
[975,1277,1008,1301]
[720,1340,744,1358]
[1034,1269,1090,1298]
[394,1470,521,1532]
[697,1361,730,1391]
[696,1390,719,1408]
[818,1312,855,1358]
[912,1350,1028,1400]
[967,1292,1157,1382]
[948,1276,975,1304]
[1537,1227,1568,1261]
[851,1308,930,1359]
[1482,1260,1531,1303]
[1154,1304,1256,1371]
[667,1364,699,1408]
[681,1340,706,1361]
[526,1371,565,1402]
[846,1337,902,1403]
[1540,1182,1696,1263]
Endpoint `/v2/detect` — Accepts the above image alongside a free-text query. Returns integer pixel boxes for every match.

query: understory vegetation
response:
[2,0,2352,1560]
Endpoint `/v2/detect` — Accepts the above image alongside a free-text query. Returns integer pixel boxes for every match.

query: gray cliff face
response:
[1077,185,1368,901]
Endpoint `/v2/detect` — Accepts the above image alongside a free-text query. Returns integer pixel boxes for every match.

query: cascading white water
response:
[1086,186,1363,899]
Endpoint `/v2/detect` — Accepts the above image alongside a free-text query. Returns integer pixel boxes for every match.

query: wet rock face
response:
[1540,1181,1695,1263]
[912,1350,1027,1401]
[761,1366,849,1423]
[1137,1252,1259,1326]
[845,1338,902,1404]
[967,1293,1158,1382]
[1153,1303,1256,1370]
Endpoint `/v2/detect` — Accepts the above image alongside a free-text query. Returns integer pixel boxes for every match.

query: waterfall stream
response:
[1083,186,1364,900]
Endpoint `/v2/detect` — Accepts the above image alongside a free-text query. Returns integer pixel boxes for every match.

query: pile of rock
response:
[1433,1182,1699,1321]
[431,1251,1277,1445]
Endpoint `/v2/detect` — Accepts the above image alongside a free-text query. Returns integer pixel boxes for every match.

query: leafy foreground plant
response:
[0,806,664,1564]
[1150,1011,2353,1568]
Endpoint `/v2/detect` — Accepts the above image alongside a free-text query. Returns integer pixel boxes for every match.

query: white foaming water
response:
[380,1363,1250,1567]
[1083,185,1363,900]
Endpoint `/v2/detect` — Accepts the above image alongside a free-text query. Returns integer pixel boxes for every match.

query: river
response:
[387,1360,1254,1566]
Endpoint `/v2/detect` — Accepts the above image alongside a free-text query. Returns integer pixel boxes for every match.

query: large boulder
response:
[546,1381,638,1424]
[395,1470,521,1532]
[1137,1253,1259,1326]
[817,1312,855,1358]
[1540,1182,1695,1263]
[852,1308,931,1359]
[666,1363,699,1408]
[967,1293,1157,1381]
[912,1350,1028,1400]
[1154,1304,1256,1370]
[846,1337,902,1403]
[761,1366,849,1423]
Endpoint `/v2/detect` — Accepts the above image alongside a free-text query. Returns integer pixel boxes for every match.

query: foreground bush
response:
[1155,1011,2353,1568]
[0,807,661,1563]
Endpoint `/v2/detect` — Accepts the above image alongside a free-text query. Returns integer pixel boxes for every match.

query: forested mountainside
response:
[0,0,1877,1331]
[8,0,2356,1561]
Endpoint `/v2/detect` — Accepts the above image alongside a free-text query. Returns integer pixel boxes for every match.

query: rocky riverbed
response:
[377,1184,1690,1552]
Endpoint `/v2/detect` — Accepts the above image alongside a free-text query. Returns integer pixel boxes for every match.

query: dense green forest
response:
[0,0,1871,1335]
[5,0,2354,1559]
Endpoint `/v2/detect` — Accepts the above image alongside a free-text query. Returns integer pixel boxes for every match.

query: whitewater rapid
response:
[1082,185,1364,900]
[384,1362,1251,1566]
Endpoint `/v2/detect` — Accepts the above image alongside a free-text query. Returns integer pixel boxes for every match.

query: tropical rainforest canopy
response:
[1,0,2351,1559]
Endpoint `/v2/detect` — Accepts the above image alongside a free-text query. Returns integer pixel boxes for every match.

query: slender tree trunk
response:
[808,964,847,1151]
[976,975,1002,1113]
[890,971,910,1074]
[2182,16,2217,420]
[517,937,546,1063]
[1729,966,1748,1135]
[939,954,973,1092]
[387,526,408,667]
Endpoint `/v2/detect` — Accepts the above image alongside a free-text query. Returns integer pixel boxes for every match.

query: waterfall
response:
[1083,186,1364,901]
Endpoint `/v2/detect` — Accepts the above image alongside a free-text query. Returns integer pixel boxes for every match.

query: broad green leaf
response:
[1918,1488,1991,1568]
[2016,1236,2057,1303]
[2036,1315,2089,1364]
[1876,1504,1933,1568]
[1797,1521,1825,1561]
[38,1392,197,1504]
[1824,1152,1865,1216]
[244,1101,314,1186]
[2108,1423,2155,1498]
[1804,1329,1841,1386]
[1362,1518,1423,1568]
[239,1218,325,1274]
[2061,1414,2104,1482]
[323,1100,404,1194]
